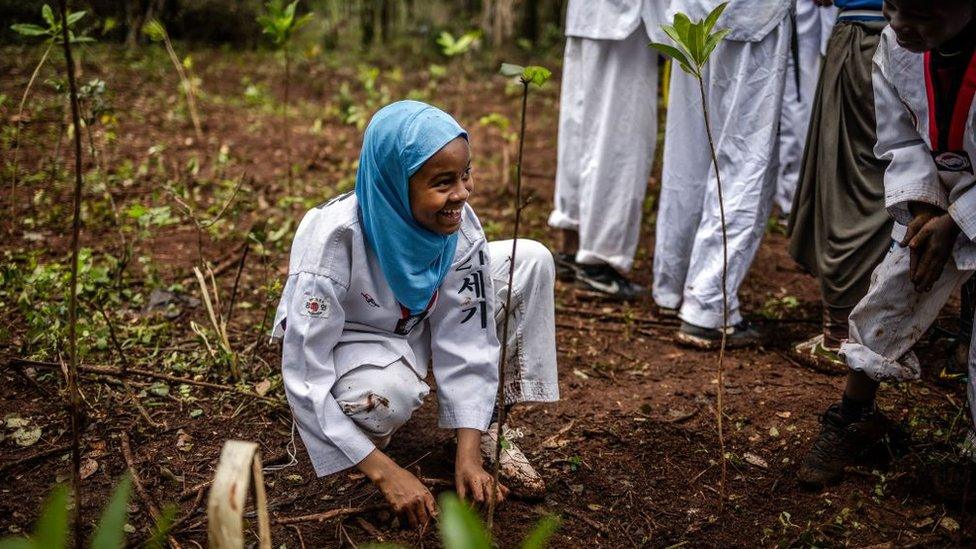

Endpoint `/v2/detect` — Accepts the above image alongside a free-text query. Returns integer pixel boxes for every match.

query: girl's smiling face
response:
[408,137,472,235]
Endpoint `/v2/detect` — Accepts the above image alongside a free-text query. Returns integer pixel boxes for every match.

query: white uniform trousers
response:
[841,242,976,431]
[775,1,829,215]
[653,19,791,329]
[331,240,560,448]
[548,24,659,273]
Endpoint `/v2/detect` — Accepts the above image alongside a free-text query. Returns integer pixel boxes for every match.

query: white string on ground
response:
[262,419,299,473]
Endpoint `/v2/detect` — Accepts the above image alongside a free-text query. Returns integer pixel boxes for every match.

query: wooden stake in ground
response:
[650,3,732,509]
[207,440,272,549]
[57,1,85,546]
[486,62,551,529]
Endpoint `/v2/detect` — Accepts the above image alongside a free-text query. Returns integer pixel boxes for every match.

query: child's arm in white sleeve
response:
[428,240,499,432]
[281,271,375,476]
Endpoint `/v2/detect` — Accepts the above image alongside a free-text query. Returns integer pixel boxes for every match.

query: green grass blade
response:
[437,493,491,549]
[34,485,69,549]
[89,475,132,549]
[520,515,561,549]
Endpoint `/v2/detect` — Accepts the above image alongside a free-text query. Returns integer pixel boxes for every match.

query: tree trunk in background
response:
[481,0,516,47]
[360,0,376,49]
[521,0,539,43]
[380,0,394,43]
[124,0,166,48]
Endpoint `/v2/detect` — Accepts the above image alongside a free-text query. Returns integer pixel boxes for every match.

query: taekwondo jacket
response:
[565,0,670,42]
[666,0,793,42]
[272,192,500,476]
[873,26,976,270]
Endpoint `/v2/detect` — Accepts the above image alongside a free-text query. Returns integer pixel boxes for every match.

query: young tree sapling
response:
[256,0,314,188]
[649,2,732,507]
[8,3,92,224]
[486,61,552,529]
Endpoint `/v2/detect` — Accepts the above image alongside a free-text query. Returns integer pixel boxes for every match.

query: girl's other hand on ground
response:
[454,427,508,505]
[357,449,438,530]
[456,457,509,505]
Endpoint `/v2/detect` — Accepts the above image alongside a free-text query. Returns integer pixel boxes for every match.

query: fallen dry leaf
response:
[12,426,42,447]
[743,453,768,469]
[80,458,99,480]
[254,379,272,396]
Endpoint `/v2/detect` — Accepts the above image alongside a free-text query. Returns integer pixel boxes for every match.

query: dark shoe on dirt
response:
[553,252,580,282]
[675,321,761,350]
[575,264,646,300]
[797,403,889,488]
[793,334,847,376]
[936,338,970,387]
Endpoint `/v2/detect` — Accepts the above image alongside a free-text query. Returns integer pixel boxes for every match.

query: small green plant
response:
[192,265,241,380]
[142,19,203,141]
[436,29,482,57]
[649,2,731,507]
[0,475,175,549]
[438,493,559,549]
[479,113,517,187]
[8,3,93,219]
[488,61,551,528]
[257,0,314,186]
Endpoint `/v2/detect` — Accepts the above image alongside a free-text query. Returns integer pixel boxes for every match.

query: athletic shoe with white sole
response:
[676,320,761,350]
[553,252,580,282]
[480,422,546,500]
[575,263,646,300]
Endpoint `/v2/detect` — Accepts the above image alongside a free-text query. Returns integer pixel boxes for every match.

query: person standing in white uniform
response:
[273,101,560,527]
[549,0,669,300]
[775,0,836,217]
[652,0,793,349]
[798,1,976,488]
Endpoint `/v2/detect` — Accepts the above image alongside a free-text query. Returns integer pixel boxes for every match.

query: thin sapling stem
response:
[57,0,85,545]
[487,62,550,529]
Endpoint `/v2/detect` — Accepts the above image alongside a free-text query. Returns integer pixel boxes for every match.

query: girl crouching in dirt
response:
[271,100,559,528]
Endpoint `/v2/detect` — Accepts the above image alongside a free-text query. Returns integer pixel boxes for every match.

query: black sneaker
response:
[675,320,761,350]
[553,252,580,282]
[797,403,889,488]
[575,263,646,300]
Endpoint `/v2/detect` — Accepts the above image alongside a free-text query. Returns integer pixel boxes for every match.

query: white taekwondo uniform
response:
[775,0,836,215]
[273,193,559,476]
[548,0,670,273]
[653,0,793,329]
[841,27,976,430]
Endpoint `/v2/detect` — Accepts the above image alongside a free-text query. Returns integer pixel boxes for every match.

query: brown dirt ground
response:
[1,43,974,548]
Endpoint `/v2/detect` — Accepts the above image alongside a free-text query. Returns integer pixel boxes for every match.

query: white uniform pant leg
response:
[549,25,659,273]
[775,2,822,215]
[653,63,711,310]
[331,359,430,449]
[549,36,585,232]
[679,21,792,330]
[488,239,560,405]
[841,244,974,405]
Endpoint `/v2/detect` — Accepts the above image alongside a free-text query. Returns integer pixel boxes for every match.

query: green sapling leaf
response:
[10,24,48,37]
[522,65,551,87]
[499,62,525,77]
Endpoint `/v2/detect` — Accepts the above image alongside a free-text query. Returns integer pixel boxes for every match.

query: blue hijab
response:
[355,100,468,315]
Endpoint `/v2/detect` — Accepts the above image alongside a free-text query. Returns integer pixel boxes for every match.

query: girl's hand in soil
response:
[455,427,508,505]
[901,206,960,292]
[357,448,438,530]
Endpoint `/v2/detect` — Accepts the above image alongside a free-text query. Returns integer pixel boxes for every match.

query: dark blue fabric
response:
[354,100,468,315]
[834,0,883,10]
